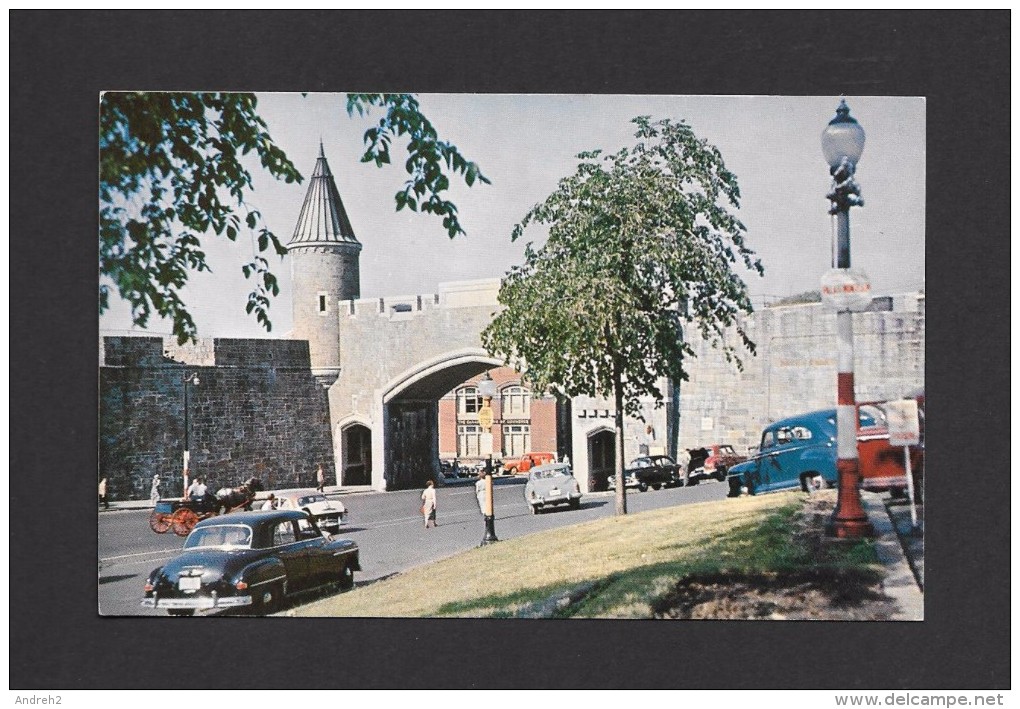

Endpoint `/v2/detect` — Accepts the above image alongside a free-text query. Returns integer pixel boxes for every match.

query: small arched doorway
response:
[341,423,373,486]
[587,428,615,492]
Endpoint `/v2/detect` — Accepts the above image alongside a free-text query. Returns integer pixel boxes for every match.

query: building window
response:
[458,424,483,458]
[457,386,483,415]
[502,424,531,458]
[318,292,328,315]
[500,385,530,419]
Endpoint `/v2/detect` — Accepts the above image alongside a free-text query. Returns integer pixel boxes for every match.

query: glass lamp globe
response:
[477,372,497,399]
[821,98,866,172]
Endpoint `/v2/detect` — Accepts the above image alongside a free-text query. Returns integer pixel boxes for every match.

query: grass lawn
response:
[291,490,879,619]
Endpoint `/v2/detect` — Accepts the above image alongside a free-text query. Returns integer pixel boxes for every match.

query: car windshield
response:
[859,405,884,428]
[185,525,252,549]
[534,467,568,480]
[630,458,651,468]
[719,446,735,455]
[298,495,326,505]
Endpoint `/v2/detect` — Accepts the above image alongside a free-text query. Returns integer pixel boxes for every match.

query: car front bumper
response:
[534,492,582,505]
[142,593,253,610]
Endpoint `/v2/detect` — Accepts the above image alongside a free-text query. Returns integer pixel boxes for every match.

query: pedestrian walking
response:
[316,464,326,493]
[99,478,109,509]
[149,474,161,504]
[420,479,438,529]
[475,471,487,516]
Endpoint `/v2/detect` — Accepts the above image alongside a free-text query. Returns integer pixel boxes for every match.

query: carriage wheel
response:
[148,510,172,534]
[171,508,200,537]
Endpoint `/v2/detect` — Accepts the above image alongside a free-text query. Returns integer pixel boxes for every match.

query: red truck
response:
[503,452,556,475]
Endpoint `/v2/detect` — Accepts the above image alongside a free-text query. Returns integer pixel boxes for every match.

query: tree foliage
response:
[481,116,763,514]
[347,93,490,237]
[100,92,488,344]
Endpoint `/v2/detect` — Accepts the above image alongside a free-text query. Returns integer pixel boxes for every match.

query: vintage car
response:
[608,455,679,492]
[524,463,583,513]
[727,406,923,498]
[142,509,360,616]
[685,444,748,485]
[272,488,347,531]
[504,452,556,475]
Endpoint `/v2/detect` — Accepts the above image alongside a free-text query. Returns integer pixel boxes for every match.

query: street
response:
[98,476,730,616]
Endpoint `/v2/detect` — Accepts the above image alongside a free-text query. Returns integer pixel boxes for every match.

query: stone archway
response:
[376,350,503,491]
[587,427,615,492]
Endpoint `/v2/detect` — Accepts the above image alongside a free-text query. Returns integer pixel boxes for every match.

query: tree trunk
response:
[613,356,627,516]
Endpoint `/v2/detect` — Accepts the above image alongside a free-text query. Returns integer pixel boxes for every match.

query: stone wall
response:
[99,336,335,501]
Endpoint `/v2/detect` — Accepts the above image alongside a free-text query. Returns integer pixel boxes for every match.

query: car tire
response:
[569,498,581,510]
[745,477,757,496]
[652,483,661,491]
[801,473,823,493]
[254,581,285,616]
[509,467,518,475]
[638,482,648,492]
[727,477,742,498]
[167,609,194,617]
[688,477,700,486]
[338,561,355,592]
[714,470,726,482]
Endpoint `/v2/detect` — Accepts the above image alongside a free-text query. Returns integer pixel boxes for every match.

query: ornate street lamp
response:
[821,98,874,538]
[476,371,499,545]
[182,372,200,497]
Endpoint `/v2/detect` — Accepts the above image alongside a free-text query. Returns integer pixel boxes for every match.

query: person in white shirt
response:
[261,493,277,511]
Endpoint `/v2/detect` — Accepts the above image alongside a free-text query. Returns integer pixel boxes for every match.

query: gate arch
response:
[375,349,503,491]
[586,426,616,492]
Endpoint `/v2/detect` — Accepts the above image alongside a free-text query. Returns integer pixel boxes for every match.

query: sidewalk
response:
[861,492,924,620]
[97,484,372,512]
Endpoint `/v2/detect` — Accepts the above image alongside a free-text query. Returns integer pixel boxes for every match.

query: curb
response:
[98,485,375,512]
[861,491,924,621]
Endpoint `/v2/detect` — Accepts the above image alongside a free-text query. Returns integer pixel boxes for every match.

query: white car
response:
[272,489,347,531]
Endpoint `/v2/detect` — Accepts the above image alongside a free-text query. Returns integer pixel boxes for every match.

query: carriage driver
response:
[187,477,214,509]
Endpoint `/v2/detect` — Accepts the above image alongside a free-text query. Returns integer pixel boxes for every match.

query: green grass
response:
[290,491,878,618]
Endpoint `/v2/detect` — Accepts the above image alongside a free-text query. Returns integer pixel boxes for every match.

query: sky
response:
[99,93,925,340]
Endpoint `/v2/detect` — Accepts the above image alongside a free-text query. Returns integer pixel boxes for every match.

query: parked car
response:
[726,406,923,498]
[503,452,556,475]
[142,509,360,616]
[272,489,347,531]
[524,463,583,513]
[608,454,679,492]
[685,444,748,485]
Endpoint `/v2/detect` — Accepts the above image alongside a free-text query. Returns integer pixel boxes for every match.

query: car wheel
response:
[745,477,757,496]
[727,477,742,498]
[715,470,726,482]
[254,581,285,616]
[688,477,700,486]
[569,498,581,510]
[652,483,661,491]
[167,609,194,617]
[801,473,823,493]
[637,482,648,492]
[531,504,541,514]
[338,561,355,592]
[509,467,518,475]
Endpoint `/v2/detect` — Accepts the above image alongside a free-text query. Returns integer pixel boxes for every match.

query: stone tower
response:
[287,144,362,386]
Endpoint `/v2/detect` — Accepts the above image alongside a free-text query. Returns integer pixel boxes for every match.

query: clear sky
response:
[99,93,925,339]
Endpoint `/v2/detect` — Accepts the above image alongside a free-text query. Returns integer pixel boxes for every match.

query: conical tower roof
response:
[288,143,360,247]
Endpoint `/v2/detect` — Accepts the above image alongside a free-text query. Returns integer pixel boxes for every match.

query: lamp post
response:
[182,372,200,497]
[821,98,874,538]
[476,371,499,545]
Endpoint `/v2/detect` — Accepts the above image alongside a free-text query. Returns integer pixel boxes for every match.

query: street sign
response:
[885,398,920,447]
[478,406,494,430]
[820,268,872,312]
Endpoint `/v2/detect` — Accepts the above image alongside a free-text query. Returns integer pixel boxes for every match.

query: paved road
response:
[98,477,731,616]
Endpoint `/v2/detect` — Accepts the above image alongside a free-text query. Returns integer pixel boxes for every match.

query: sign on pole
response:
[884,398,921,528]
[478,406,494,430]
[820,268,872,312]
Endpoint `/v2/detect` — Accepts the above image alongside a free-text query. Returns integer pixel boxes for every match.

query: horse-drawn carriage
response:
[148,478,263,537]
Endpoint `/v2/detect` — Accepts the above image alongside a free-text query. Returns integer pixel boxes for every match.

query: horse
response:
[215,477,264,515]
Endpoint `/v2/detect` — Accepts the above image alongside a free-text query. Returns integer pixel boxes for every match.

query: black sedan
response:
[142,509,360,616]
[608,455,680,492]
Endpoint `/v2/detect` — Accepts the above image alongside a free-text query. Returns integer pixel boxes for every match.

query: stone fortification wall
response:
[99,336,334,501]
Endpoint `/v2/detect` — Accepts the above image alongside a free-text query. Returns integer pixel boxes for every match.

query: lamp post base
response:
[825,516,875,539]
[480,515,500,546]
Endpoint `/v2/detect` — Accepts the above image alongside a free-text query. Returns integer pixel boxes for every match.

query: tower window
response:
[318,292,328,315]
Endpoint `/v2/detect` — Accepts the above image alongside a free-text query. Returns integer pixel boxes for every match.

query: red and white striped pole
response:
[822,98,874,538]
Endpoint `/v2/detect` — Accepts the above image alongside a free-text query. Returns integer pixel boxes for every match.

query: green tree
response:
[100,92,488,344]
[481,116,763,515]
